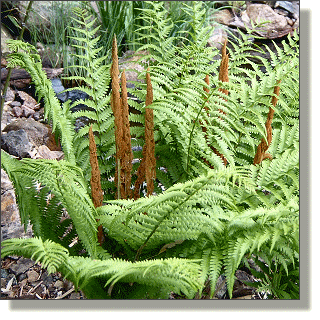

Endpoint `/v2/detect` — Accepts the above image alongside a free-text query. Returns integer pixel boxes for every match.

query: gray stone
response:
[57,89,91,113]
[207,27,228,50]
[21,105,36,117]
[274,1,299,16]
[1,168,33,241]
[9,258,34,276]
[51,78,65,95]
[2,118,60,151]
[214,275,227,299]
[1,24,14,55]
[212,9,234,26]
[54,280,64,289]
[1,168,20,226]
[1,129,32,158]
[12,106,23,117]
[1,268,9,279]
[9,101,22,108]
[69,292,81,299]
[27,270,39,282]
[40,272,54,286]
[17,273,27,282]
[2,86,15,102]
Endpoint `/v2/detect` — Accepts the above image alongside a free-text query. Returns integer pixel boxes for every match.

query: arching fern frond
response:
[6,40,76,164]
[1,237,202,299]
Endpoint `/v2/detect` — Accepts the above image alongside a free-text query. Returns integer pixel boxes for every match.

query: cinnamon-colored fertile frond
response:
[110,35,124,199]
[145,69,156,197]
[218,39,229,98]
[88,125,104,245]
[253,80,281,165]
[134,69,156,199]
[120,70,133,199]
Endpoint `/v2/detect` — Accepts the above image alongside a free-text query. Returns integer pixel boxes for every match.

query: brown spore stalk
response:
[88,125,104,245]
[110,35,127,199]
[253,80,281,165]
[134,69,156,200]
[120,69,133,199]
[218,38,229,99]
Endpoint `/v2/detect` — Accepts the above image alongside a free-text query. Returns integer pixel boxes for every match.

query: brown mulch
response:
[1,256,85,300]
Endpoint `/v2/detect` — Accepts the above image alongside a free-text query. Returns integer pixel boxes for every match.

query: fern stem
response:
[120,70,133,199]
[144,69,156,196]
[111,35,124,199]
[253,80,281,165]
[134,69,156,199]
[186,90,216,175]
[88,125,104,245]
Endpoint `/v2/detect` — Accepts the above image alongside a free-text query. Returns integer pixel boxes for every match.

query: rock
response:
[63,279,73,291]
[51,78,65,95]
[57,89,91,112]
[1,129,33,158]
[245,4,293,38]
[12,106,24,117]
[21,105,36,117]
[1,268,9,279]
[70,292,81,299]
[274,1,299,16]
[207,27,228,50]
[286,17,294,26]
[40,272,54,287]
[10,101,22,108]
[1,24,14,55]
[54,280,64,289]
[1,169,33,241]
[2,118,61,151]
[32,111,43,121]
[212,9,234,25]
[2,86,15,102]
[16,1,54,31]
[35,145,64,160]
[1,57,7,67]
[247,4,287,28]
[214,275,227,299]
[27,270,39,283]
[1,169,20,225]
[9,258,34,276]
[17,273,27,282]
[16,91,40,110]
[274,8,289,17]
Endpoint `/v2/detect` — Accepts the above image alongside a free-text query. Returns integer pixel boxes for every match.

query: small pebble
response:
[1,269,9,278]
[54,280,64,289]
[9,101,22,108]
[40,271,53,284]
[19,278,28,287]
[17,273,27,282]
[69,292,80,299]
[27,270,39,282]
[63,279,73,290]
[22,105,36,117]
[33,111,40,120]
[12,106,23,117]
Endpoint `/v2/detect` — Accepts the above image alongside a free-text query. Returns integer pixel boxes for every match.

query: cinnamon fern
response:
[1,3,299,299]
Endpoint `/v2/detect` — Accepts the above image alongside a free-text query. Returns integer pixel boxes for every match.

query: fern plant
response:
[1,4,299,299]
